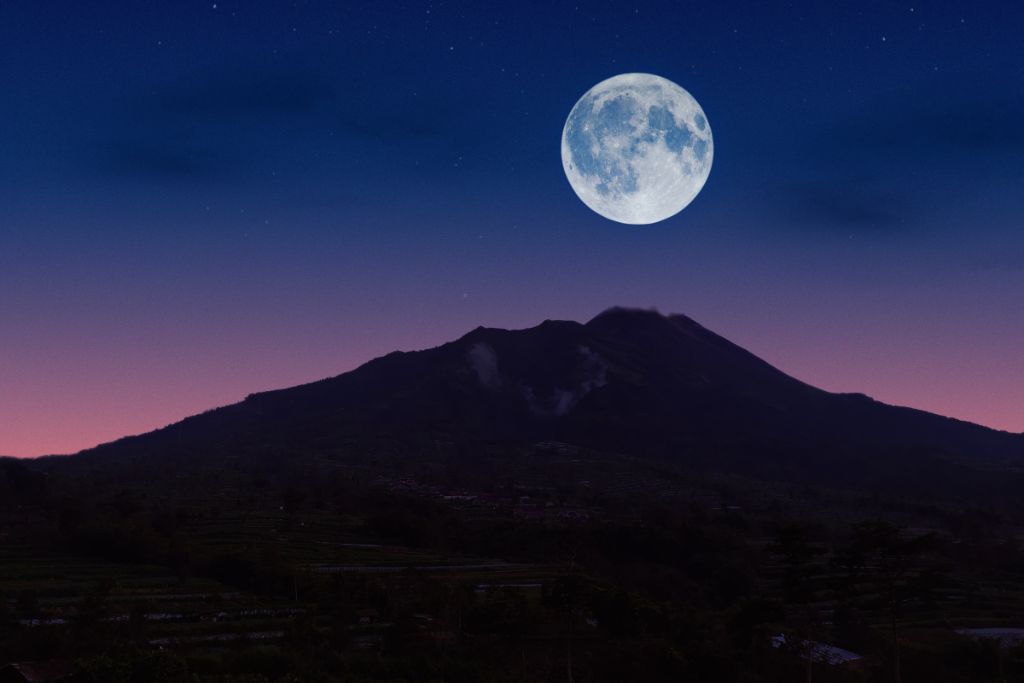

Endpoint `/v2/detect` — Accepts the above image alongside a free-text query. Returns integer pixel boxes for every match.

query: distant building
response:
[533,441,580,456]
[771,634,863,666]
[442,494,477,503]
[0,661,78,682]
[350,633,383,650]
[955,628,1024,648]
[355,607,380,625]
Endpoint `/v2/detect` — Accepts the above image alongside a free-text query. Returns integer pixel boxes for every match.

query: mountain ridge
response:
[70,307,1022,485]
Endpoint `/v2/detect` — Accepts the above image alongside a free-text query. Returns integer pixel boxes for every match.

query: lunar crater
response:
[561,73,713,225]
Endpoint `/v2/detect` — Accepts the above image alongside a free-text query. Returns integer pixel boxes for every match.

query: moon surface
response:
[561,73,713,225]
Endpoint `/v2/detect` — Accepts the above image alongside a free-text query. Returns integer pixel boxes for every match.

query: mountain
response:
[74,307,1024,497]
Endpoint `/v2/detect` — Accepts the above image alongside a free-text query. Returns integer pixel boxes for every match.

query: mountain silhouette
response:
[76,307,1023,496]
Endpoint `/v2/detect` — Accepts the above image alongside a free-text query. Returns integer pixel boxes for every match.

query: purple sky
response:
[2,1,1022,456]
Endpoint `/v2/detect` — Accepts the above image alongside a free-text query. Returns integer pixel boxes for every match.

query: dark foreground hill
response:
[72,307,1024,500]
[11,308,1024,682]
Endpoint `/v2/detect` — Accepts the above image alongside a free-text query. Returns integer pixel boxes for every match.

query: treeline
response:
[5,450,1024,681]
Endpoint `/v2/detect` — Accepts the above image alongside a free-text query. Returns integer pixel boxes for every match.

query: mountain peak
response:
[75,307,1024,478]
[586,306,708,335]
[587,306,666,326]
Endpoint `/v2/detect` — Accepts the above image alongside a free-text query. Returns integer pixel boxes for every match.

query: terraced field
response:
[1,511,567,659]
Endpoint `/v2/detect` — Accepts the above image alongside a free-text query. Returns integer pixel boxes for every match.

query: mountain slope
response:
[75,307,1024,493]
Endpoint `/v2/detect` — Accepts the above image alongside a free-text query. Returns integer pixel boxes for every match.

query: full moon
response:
[561,73,713,225]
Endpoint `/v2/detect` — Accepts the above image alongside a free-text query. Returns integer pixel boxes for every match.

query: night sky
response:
[2,1,1023,456]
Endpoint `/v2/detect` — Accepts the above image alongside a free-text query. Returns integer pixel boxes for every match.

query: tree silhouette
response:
[845,520,938,683]
[769,522,826,683]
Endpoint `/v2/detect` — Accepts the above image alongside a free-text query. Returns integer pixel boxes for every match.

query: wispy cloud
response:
[769,77,1024,235]
[780,181,909,230]
[96,62,472,183]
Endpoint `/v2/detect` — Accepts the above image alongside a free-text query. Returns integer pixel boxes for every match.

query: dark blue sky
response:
[2,1,1023,455]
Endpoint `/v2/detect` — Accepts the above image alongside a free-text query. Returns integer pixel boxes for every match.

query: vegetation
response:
[3,444,1024,682]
